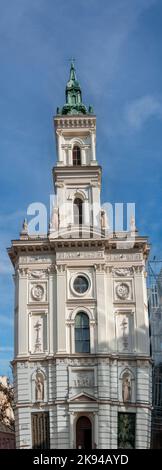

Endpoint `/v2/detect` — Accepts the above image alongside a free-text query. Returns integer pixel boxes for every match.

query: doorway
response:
[76,416,92,449]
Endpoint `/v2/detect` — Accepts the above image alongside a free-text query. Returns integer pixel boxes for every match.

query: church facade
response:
[8,63,152,449]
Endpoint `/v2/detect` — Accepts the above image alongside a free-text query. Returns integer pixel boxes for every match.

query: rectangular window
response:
[32,412,50,449]
[154,379,162,406]
[151,285,159,308]
[118,413,136,449]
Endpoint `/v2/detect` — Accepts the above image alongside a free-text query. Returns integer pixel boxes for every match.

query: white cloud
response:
[125,95,162,129]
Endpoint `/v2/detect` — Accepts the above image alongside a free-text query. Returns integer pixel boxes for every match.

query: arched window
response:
[74,198,83,225]
[75,312,90,353]
[73,146,81,166]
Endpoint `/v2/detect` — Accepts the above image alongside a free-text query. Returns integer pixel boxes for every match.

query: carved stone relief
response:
[35,373,44,401]
[56,251,104,260]
[59,358,96,367]
[70,369,95,388]
[29,282,47,303]
[116,283,129,300]
[55,117,96,129]
[28,270,48,279]
[106,253,142,261]
[34,319,43,352]
[114,281,133,302]
[112,268,133,277]
[17,268,28,277]
[29,313,47,354]
[56,264,66,273]
[116,313,134,352]
[94,264,106,272]
[122,374,132,403]
[27,256,53,263]
[17,363,28,369]
[31,285,44,301]
[133,266,143,274]
[74,376,93,388]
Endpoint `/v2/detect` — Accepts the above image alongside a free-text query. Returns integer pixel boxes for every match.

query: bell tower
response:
[50,62,102,238]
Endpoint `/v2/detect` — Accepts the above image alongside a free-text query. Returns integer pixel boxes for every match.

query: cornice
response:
[53,165,102,178]
[7,235,149,266]
[54,115,96,131]
[12,353,152,364]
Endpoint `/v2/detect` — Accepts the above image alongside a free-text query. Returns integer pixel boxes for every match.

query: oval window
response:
[73,275,89,294]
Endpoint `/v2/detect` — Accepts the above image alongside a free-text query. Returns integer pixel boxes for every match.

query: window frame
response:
[70,272,91,297]
[74,197,83,225]
[73,145,81,166]
[75,312,90,353]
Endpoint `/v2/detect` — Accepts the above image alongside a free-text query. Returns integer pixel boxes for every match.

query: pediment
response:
[68,392,97,403]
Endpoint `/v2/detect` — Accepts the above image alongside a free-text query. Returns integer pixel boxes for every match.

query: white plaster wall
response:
[14,356,151,449]
[14,250,152,449]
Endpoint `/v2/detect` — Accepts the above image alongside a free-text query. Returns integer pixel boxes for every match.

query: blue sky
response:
[0,0,162,376]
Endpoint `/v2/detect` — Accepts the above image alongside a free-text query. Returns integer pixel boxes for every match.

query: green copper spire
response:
[57,61,94,116]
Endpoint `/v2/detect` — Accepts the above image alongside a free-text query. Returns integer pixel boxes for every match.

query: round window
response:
[73,275,89,294]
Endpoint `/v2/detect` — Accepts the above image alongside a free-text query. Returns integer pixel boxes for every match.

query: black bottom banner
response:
[0,449,160,466]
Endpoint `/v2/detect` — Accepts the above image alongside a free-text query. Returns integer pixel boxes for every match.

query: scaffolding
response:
[147,259,162,448]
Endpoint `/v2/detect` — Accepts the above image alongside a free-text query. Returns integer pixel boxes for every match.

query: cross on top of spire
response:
[69,57,75,65]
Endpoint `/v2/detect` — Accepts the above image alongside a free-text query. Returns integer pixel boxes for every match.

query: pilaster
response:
[90,130,96,162]
[56,265,66,352]
[17,268,28,355]
[48,266,56,353]
[134,266,149,354]
[95,265,107,352]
